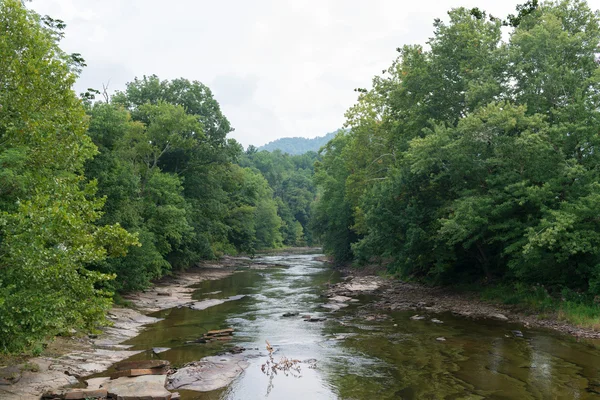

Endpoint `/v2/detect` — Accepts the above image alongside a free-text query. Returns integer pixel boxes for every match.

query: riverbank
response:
[326,264,600,340]
[0,258,248,399]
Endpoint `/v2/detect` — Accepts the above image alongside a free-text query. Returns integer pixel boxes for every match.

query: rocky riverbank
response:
[0,258,248,400]
[325,271,600,340]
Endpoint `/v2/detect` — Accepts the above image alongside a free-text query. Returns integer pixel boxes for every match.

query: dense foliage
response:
[313,0,600,302]
[0,1,136,352]
[240,148,319,246]
[259,132,336,155]
[0,1,296,352]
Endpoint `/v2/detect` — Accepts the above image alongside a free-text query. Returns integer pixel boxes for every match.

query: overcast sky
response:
[28,0,600,147]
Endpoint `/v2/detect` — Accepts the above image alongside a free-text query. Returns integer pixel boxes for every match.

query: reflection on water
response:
[120,254,600,399]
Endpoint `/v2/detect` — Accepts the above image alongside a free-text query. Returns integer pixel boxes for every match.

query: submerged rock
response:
[115,360,170,371]
[304,317,327,322]
[188,295,245,311]
[329,295,353,303]
[282,312,299,317]
[322,303,348,311]
[512,330,524,338]
[167,355,249,392]
[436,337,446,342]
[410,315,426,321]
[431,318,444,324]
[153,347,170,355]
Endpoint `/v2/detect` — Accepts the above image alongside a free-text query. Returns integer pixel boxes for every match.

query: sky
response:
[27,0,596,148]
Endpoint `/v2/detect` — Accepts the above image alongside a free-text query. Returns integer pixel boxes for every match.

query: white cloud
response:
[28,0,600,147]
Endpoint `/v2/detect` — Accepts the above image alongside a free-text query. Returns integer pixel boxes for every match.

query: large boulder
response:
[167,355,249,392]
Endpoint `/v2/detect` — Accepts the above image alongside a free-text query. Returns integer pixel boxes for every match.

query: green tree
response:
[0,1,135,352]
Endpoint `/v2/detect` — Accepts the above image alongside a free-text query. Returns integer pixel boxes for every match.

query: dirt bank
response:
[326,269,600,340]
[0,259,249,400]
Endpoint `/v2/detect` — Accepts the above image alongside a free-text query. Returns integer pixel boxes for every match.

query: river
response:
[116,252,600,399]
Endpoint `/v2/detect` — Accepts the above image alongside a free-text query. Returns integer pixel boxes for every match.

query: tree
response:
[0,1,135,352]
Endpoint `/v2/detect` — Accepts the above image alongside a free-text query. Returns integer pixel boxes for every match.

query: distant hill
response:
[258,132,337,155]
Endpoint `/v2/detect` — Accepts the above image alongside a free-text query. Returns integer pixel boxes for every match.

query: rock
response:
[167,355,249,392]
[157,291,172,296]
[304,317,326,322]
[110,368,168,379]
[344,277,381,292]
[282,312,299,317]
[212,336,233,341]
[229,346,245,354]
[302,315,311,319]
[329,295,353,303]
[101,375,171,400]
[0,366,21,385]
[115,360,170,371]
[431,318,444,324]
[322,303,347,311]
[410,315,426,321]
[189,295,245,311]
[436,337,446,342]
[511,330,524,338]
[152,347,170,354]
[171,393,181,400]
[85,377,111,390]
[64,388,108,399]
[42,388,69,399]
[364,314,388,321]
[491,313,509,321]
[206,328,234,336]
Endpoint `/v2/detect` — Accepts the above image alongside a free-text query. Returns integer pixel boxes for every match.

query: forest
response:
[0,0,316,352]
[3,0,600,354]
[313,0,600,322]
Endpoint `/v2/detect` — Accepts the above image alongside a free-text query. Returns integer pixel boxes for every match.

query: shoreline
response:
[0,259,247,399]
[326,264,600,341]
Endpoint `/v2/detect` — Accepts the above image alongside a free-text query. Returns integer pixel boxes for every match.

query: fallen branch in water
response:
[260,340,301,378]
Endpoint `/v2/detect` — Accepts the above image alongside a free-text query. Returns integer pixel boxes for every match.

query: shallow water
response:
[121,253,600,399]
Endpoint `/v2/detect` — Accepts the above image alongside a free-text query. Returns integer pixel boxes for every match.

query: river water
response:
[121,252,600,399]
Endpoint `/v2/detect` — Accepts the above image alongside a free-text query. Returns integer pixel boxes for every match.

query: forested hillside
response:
[240,148,318,246]
[313,0,600,311]
[0,1,310,353]
[258,132,336,155]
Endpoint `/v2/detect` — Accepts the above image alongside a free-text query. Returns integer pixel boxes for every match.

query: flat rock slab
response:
[329,295,353,303]
[206,328,234,335]
[86,377,111,390]
[167,355,249,392]
[64,388,108,399]
[189,295,245,311]
[101,375,171,400]
[110,368,168,379]
[115,360,170,371]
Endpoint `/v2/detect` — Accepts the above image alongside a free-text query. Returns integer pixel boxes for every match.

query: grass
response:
[20,361,40,372]
[479,282,600,330]
[112,293,135,308]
